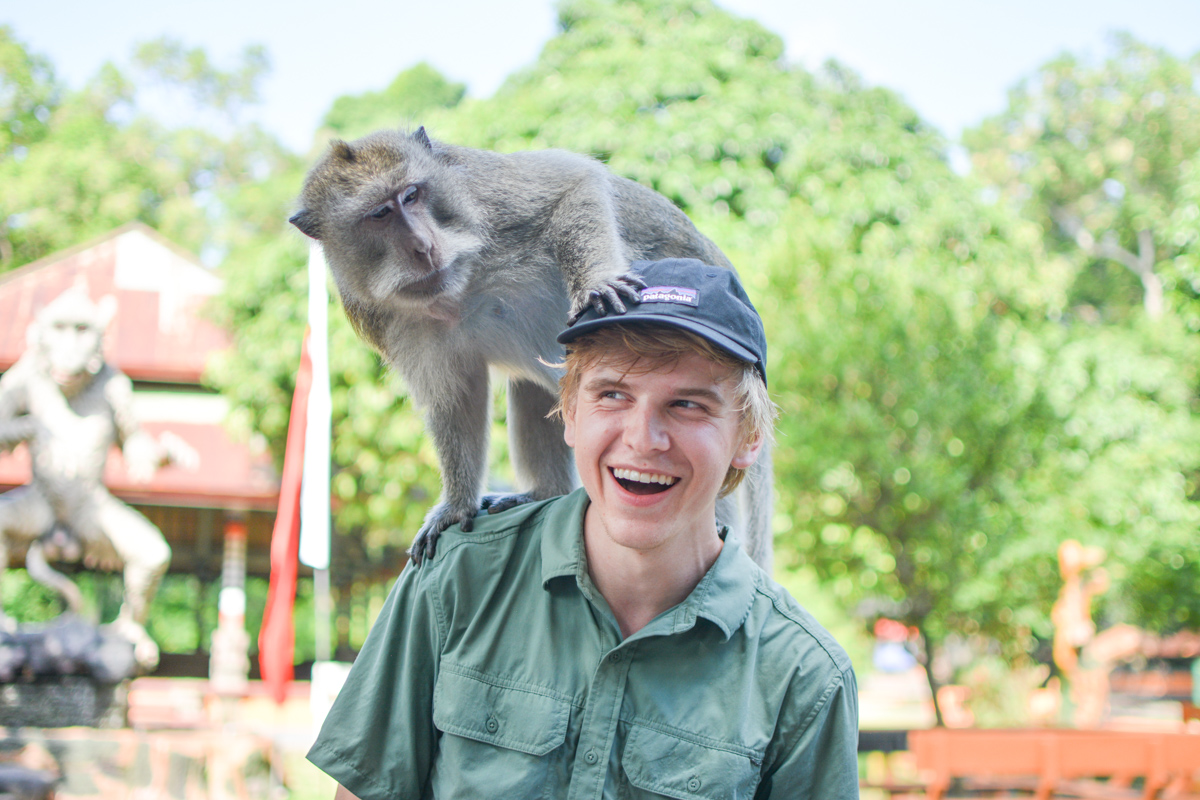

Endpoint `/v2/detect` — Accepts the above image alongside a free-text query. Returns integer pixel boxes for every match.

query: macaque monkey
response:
[291,127,772,570]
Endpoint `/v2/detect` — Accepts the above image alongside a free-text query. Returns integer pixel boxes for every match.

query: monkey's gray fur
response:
[291,127,773,570]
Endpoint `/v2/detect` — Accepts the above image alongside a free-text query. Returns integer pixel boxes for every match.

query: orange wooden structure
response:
[910,728,1200,799]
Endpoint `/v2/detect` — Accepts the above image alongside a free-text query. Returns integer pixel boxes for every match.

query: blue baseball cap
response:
[557,258,767,385]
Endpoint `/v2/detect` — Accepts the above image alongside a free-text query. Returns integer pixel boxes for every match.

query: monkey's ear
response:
[414,126,432,150]
[330,140,355,162]
[289,209,322,240]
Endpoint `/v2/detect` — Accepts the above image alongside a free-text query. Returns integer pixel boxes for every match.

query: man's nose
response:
[623,403,669,452]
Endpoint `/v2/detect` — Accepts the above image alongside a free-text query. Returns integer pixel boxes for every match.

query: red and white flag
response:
[259,330,312,703]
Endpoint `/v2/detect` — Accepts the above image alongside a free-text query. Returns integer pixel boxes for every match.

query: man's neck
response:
[582,506,724,639]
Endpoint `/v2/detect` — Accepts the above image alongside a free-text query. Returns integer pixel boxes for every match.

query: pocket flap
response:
[433,669,570,757]
[622,725,761,800]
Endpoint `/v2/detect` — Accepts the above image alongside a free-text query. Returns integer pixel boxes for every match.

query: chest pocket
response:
[620,725,762,800]
[432,668,571,797]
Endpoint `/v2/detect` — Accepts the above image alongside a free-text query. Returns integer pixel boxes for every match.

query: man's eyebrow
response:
[581,376,629,394]
[581,376,730,405]
[674,386,728,404]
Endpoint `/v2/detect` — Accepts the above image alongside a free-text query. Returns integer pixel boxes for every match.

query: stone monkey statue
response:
[291,127,774,570]
[0,281,196,669]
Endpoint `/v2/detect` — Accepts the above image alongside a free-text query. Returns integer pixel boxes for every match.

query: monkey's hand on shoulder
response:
[409,501,480,565]
[567,272,647,325]
[410,493,543,565]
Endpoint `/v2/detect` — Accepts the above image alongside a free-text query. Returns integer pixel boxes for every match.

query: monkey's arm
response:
[409,356,491,564]
[0,367,36,452]
[541,163,645,322]
[106,372,167,483]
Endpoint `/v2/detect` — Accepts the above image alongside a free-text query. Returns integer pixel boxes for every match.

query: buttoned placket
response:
[566,640,636,800]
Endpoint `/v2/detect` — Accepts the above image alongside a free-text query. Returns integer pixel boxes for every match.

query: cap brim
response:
[558,313,760,367]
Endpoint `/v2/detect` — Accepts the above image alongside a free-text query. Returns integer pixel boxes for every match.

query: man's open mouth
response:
[610,467,678,496]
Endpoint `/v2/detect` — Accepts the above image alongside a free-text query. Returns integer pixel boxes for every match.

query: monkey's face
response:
[30,290,114,390]
[292,129,487,330]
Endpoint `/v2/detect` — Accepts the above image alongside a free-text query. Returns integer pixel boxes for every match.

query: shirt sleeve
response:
[757,664,860,800]
[307,560,444,800]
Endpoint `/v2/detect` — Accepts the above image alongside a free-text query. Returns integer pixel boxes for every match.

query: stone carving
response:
[0,280,196,670]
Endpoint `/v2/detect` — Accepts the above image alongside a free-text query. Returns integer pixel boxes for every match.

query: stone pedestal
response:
[0,676,127,728]
[0,615,136,728]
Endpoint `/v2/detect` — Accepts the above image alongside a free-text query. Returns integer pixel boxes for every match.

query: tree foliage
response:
[322,62,465,139]
[0,27,289,272]
[965,35,1200,320]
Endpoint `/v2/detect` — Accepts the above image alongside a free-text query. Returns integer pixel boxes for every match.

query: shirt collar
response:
[539,488,758,642]
[539,487,590,585]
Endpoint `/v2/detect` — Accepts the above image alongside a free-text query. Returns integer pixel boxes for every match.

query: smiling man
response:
[308,258,860,800]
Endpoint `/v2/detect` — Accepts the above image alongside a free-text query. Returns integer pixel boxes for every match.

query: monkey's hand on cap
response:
[567,272,647,325]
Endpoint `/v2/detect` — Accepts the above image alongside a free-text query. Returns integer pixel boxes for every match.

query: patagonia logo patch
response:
[640,286,699,306]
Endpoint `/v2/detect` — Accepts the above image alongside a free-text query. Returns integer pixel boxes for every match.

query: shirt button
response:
[608,652,621,663]
[585,750,598,764]
[485,716,499,733]
[687,776,702,792]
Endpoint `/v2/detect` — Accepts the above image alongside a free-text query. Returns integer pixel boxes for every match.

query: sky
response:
[4,0,1200,155]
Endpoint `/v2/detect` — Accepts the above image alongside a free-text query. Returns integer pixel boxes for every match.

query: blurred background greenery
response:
[2,0,1200,726]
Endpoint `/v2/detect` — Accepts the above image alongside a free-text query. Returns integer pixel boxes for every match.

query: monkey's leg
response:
[410,358,491,564]
[483,379,577,515]
[725,442,774,573]
[92,494,170,669]
[0,486,55,630]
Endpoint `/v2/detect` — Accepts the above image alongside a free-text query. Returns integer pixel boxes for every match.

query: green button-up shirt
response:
[308,489,859,799]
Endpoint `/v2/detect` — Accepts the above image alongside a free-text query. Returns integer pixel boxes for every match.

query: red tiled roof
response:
[0,223,230,383]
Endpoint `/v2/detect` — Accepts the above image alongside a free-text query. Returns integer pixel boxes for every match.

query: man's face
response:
[562,349,763,558]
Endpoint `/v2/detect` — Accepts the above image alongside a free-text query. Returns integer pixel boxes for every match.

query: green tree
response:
[965,35,1200,320]
[322,62,466,139]
[0,30,286,272]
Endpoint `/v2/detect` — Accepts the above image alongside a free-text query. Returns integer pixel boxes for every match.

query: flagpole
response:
[301,241,332,663]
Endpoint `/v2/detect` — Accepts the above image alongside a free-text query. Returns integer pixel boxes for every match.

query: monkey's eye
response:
[401,185,419,206]
[369,204,392,219]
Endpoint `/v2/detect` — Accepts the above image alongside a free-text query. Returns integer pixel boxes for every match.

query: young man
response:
[308,258,860,799]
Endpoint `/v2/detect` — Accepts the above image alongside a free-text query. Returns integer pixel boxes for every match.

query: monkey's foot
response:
[109,617,160,671]
[568,273,648,323]
[480,492,539,515]
[409,503,480,566]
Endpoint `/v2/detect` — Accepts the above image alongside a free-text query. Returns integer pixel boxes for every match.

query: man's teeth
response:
[612,468,677,486]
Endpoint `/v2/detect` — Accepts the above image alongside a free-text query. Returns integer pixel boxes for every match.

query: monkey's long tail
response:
[26,541,86,616]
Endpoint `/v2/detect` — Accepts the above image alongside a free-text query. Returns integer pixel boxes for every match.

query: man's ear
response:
[562,401,577,449]
[731,431,765,470]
